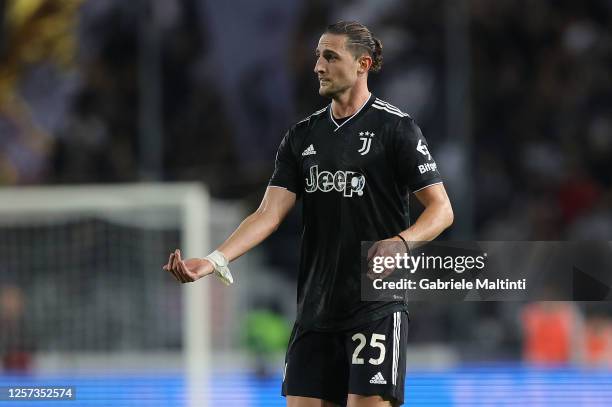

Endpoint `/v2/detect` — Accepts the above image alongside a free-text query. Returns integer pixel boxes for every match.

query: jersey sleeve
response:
[392,117,443,193]
[268,128,301,196]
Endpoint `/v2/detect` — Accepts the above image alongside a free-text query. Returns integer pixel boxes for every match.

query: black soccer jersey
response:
[269,94,442,331]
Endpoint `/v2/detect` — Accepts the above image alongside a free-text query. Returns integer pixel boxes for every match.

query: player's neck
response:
[330,85,371,119]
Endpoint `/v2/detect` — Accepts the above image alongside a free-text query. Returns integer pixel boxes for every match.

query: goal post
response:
[0,183,210,407]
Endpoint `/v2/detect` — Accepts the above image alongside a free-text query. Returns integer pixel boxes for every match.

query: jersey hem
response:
[267,182,299,195]
[298,302,409,332]
[411,179,443,193]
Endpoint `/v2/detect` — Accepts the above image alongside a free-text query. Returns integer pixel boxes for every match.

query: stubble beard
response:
[318,82,334,97]
[318,81,349,99]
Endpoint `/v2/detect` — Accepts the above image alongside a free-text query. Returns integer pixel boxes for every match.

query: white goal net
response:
[0,183,210,406]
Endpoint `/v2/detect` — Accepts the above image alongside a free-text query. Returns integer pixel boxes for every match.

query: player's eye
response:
[324,54,337,61]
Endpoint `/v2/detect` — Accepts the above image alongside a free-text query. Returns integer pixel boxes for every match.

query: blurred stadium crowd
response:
[1,0,612,370]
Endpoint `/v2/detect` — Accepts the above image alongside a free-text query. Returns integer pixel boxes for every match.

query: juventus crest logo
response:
[358,131,374,155]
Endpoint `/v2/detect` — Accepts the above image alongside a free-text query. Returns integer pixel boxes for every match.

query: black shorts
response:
[282,311,409,406]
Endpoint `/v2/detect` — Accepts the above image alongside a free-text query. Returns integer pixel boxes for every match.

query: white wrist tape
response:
[205,250,234,285]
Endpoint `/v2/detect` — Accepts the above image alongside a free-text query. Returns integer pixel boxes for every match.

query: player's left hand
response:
[366,238,406,280]
[163,249,214,283]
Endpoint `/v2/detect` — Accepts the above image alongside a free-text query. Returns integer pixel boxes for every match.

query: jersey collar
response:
[328,93,374,132]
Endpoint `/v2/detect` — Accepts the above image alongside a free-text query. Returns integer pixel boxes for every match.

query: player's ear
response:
[358,55,372,75]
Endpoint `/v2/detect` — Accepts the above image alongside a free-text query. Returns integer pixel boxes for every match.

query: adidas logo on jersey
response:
[369,372,387,385]
[302,144,317,156]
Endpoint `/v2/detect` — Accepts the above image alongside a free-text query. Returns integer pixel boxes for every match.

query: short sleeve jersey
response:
[269,95,443,331]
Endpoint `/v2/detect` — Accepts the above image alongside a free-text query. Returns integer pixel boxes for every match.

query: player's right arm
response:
[218,186,296,262]
[163,186,296,283]
[165,125,301,283]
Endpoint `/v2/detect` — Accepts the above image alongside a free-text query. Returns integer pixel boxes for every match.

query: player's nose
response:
[314,57,325,74]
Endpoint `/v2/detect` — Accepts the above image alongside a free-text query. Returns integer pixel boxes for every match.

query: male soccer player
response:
[164,21,453,407]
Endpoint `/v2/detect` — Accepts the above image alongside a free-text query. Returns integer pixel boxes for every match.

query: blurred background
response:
[1,0,612,405]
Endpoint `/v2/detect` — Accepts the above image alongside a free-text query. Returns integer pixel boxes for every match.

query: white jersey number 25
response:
[351,333,386,365]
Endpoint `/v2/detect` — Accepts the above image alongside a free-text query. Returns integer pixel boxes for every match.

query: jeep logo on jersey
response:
[416,139,431,160]
[305,165,365,197]
[358,131,375,156]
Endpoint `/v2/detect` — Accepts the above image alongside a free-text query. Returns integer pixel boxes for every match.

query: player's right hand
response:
[162,249,214,283]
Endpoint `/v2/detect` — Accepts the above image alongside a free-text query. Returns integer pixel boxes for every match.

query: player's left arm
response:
[389,116,453,244]
[395,183,453,243]
[367,116,452,270]
[367,183,452,278]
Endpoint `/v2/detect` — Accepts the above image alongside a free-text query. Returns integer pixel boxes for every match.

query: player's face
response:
[314,34,361,98]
